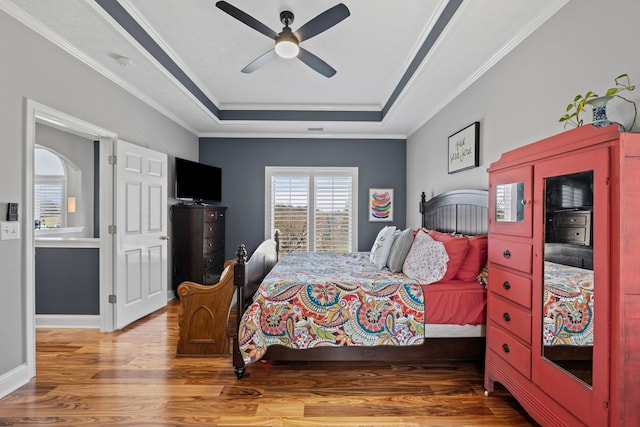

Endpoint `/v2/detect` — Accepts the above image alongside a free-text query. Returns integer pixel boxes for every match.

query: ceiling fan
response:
[215,1,350,78]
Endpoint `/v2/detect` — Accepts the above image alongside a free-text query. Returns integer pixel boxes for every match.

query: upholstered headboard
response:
[420,189,489,236]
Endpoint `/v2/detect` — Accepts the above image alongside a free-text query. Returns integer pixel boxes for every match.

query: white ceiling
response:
[3,0,569,138]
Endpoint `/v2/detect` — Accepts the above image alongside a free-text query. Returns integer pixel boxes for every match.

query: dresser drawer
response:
[204,224,224,238]
[487,324,531,379]
[489,265,532,308]
[203,238,224,254]
[488,294,531,343]
[556,227,588,245]
[488,238,532,273]
[203,208,225,223]
[557,213,589,226]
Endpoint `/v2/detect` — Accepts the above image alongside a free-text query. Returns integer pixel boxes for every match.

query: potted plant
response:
[559,73,637,131]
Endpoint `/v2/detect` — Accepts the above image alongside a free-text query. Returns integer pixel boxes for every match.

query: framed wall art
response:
[368,188,393,222]
[448,121,480,174]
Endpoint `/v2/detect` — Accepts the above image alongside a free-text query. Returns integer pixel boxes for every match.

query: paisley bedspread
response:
[238,252,425,364]
[543,261,594,346]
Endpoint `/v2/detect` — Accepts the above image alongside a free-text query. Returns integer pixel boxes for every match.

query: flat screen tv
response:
[175,157,221,203]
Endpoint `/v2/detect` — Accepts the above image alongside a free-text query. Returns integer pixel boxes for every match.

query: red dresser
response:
[485,125,640,426]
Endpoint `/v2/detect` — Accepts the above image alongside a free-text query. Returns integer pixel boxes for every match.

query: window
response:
[266,167,358,253]
[34,147,67,229]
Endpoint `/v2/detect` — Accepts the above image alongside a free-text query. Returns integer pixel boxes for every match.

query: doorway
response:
[25,100,116,347]
[24,100,169,377]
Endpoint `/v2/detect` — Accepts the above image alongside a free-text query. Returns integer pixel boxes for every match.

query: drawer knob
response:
[521,199,529,205]
[502,281,511,290]
[502,343,510,353]
[503,312,511,322]
[503,249,511,259]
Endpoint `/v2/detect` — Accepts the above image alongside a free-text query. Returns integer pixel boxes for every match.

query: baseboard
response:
[0,363,32,399]
[35,314,100,328]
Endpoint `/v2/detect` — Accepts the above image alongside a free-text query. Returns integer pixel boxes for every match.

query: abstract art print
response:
[369,188,394,222]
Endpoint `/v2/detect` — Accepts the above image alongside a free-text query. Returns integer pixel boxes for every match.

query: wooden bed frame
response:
[230,189,489,378]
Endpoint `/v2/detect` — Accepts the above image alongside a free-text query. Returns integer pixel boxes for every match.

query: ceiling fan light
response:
[275,28,299,58]
[275,40,299,58]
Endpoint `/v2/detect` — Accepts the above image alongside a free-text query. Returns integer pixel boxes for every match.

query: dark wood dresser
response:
[549,209,592,246]
[171,204,227,294]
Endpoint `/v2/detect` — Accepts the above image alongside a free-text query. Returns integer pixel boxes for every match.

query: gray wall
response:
[406,0,640,228]
[0,10,198,380]
[199,138,407,258]
[35,248,99,315]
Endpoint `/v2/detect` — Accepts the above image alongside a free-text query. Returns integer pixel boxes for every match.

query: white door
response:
[115,140,168,329]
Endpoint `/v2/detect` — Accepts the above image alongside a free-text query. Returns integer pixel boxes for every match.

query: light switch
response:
[0,222,20,240]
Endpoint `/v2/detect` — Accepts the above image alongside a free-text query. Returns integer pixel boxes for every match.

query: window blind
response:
[267,167,357,254]
[271,175,310,253]
[34,182,64,228]
[314,175,352,252]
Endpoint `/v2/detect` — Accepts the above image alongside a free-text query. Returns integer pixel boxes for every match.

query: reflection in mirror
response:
[495,182,524,222]
[542,170,594,386]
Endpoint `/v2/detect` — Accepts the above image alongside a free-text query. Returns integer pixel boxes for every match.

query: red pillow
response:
[412,228,429,237]
[428,230,470,282]
[454,235,488,281]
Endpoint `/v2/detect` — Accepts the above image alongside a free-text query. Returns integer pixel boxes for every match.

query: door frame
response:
[24,99,118,374]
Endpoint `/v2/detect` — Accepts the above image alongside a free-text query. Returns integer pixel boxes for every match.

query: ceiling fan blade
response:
[297,48,336,78]
[241,49,276,73]
[295,3,350,42]
[215,1,277,40]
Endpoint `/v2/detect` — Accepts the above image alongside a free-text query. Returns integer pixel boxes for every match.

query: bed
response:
[230,189,489,378]
[542,261,594,347]
[540,260,594,384]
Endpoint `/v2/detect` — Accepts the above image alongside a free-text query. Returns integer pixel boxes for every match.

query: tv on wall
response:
[175,157,222,203]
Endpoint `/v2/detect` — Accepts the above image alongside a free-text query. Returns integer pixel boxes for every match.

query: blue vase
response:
[585,95,625,131]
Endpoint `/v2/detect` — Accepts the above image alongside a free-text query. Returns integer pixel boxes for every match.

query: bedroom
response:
[1,0,639,425]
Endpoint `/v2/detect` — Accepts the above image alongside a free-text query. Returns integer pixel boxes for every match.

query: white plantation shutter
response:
[271,175,310,252]
[34,181,64,228]
[495,184,510,221]
[314,175,352,252]
[266,167,357,254]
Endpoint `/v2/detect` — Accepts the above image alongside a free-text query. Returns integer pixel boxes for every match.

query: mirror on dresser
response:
[542,170,594,386]
[495,182,525,223]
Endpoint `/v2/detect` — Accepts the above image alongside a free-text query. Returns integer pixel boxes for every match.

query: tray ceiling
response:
[2,0,570,138]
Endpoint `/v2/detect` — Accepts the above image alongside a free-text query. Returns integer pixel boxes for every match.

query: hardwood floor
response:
[0,301,537,426]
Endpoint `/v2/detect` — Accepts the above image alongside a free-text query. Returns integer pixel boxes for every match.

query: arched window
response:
[34,147,67,229]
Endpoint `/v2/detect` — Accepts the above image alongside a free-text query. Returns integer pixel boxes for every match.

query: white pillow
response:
[369,225,397,268]
[402,231,449,284]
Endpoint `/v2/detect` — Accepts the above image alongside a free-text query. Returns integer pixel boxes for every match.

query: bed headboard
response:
[420,189,488,236]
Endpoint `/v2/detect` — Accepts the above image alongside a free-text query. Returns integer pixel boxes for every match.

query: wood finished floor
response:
[0,301,537,426]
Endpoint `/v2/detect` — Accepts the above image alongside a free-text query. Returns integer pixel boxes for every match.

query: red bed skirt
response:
[423,281,486,325]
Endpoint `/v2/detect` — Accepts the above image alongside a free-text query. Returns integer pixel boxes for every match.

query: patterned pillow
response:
[369,225,397,268]
[476,261,489,288]
[387,228,414,273]
[402,231,449,284]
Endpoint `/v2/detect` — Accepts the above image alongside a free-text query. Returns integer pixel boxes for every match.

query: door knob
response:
[160,235,170,241]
